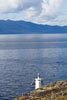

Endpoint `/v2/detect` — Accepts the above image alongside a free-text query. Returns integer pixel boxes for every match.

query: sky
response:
[0,0,67,26]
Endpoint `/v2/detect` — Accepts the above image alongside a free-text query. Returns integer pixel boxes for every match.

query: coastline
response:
[13,80,67,100]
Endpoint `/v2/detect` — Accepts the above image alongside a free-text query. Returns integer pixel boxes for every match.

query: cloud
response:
[41,0,63,19]
[0,0,63,23]
[0,0,43,13]
[24,0,63,25]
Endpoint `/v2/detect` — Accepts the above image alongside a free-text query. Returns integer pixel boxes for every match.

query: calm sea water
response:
[0,34,67,100]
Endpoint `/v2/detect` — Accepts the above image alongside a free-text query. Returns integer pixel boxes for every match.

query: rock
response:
[13,80,67,100]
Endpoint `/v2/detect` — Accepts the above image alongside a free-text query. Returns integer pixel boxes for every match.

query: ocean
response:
[0,34,67,100]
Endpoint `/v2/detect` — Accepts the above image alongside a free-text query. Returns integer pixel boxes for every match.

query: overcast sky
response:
[0,0,66,26]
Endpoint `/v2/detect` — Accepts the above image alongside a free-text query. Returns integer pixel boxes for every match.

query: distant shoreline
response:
[0,20,67,34]
[0,33,67,35]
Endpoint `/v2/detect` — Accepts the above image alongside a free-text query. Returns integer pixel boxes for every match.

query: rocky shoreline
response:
[13,80,67,100]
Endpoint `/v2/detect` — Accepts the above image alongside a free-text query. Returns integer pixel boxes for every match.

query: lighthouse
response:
[35,73,43,89]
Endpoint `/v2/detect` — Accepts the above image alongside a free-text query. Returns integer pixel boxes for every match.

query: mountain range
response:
[0,20,67,34]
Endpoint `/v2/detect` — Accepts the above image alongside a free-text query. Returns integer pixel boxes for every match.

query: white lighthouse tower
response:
[35,73,43,89]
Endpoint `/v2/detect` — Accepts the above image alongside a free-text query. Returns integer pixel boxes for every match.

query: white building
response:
[35,73,43,89]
